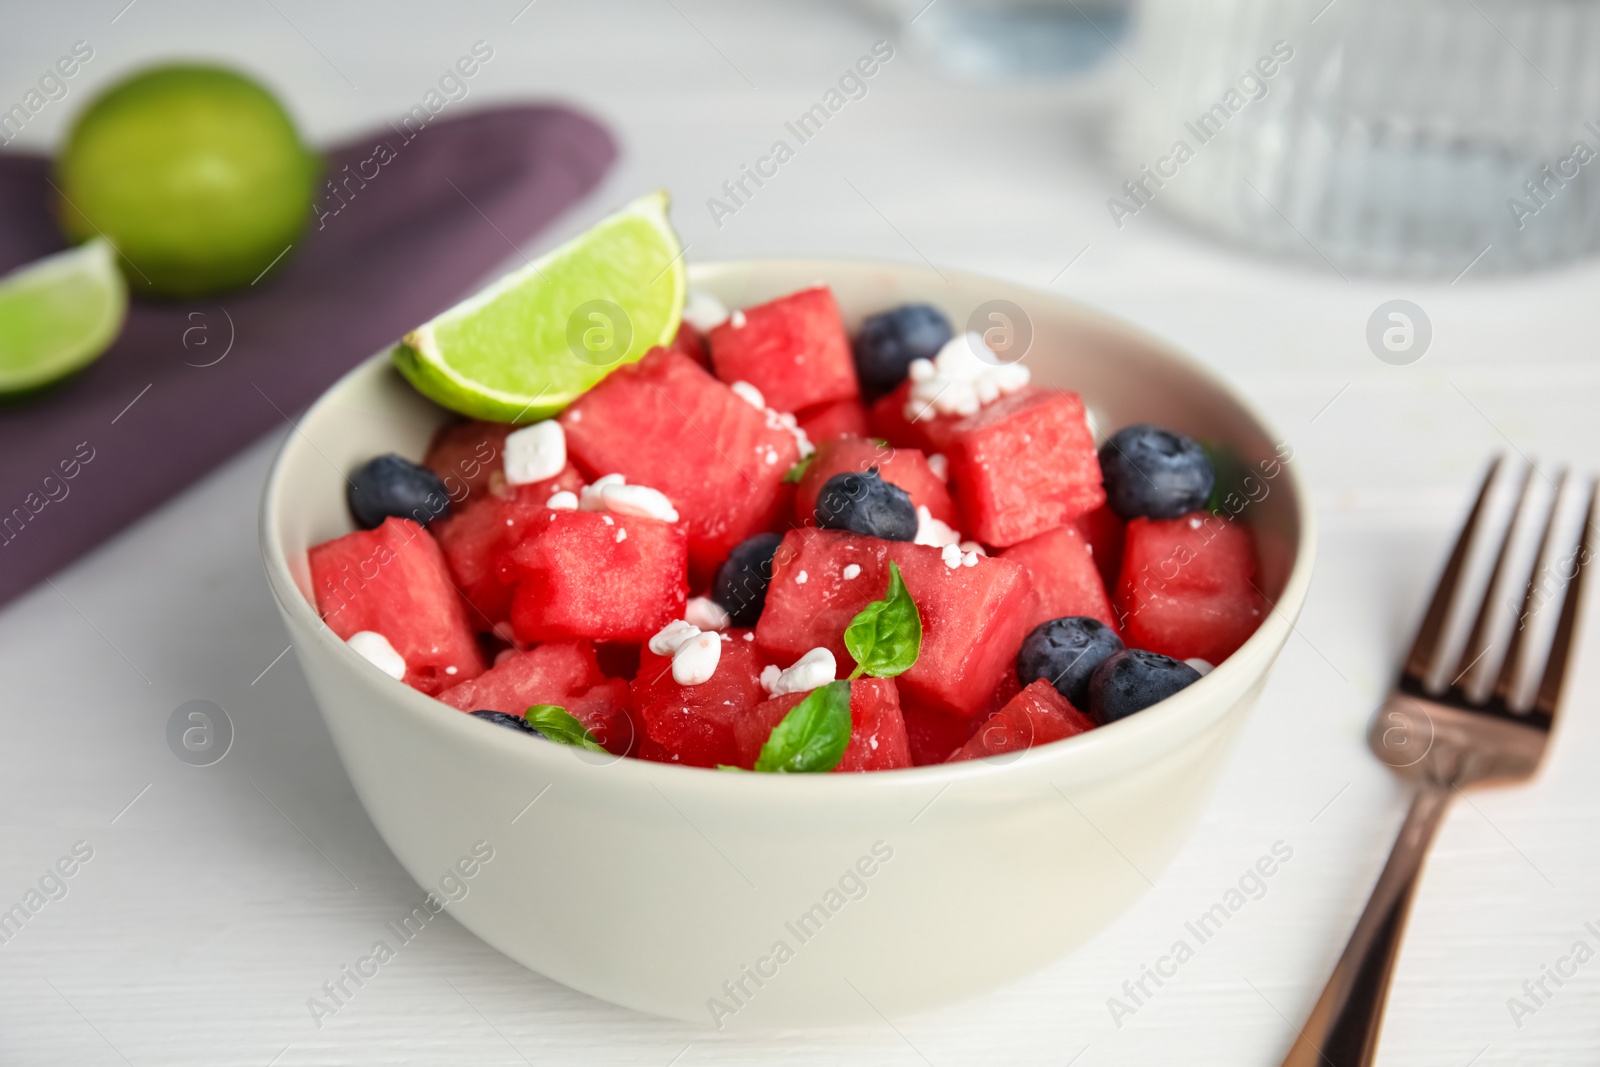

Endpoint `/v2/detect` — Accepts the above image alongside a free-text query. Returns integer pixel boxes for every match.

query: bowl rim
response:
[259,256,1318,798]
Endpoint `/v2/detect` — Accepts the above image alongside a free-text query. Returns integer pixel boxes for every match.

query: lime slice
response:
[0,239,128,397]
[394,190,685,423]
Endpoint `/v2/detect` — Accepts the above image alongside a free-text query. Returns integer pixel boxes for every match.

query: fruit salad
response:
[305,198,1268,773]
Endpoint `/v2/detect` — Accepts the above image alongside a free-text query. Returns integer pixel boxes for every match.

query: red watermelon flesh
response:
[949,679,1095,762]
[507,509,688,644]
[309,517,486,695]
[868,381,934,451]
[1001,523,1118,634]
[798,397,870,445]
[438,640,602,713]
[424,420,510,508]
[567,678,638,756]
[900,701,984,766]
[1076,504,1125,592]
[432,488,562,626]
[793,437,959,530]
[755,529,1035,715]
[560,347,800,580]
[668,321,711,370]
[1116,511,1266,664]
[631,635,769,767]
[731,678,911,771]
[934,387,1104,548]
[707,286,858,413]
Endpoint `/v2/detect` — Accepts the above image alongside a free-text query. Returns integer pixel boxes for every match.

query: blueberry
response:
[853,303,954,395]
[1098,424,1214,520]
[1087,649,1202,723]
[1016,616,1125,710]
[814,468,918,542]
[713,532,785,627]
[469,710,537,734]
[348,453,452,529]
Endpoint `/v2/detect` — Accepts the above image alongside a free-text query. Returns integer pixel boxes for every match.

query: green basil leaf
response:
[781,455,813,484]
[524,704,606,752]
[754,680,852,773]
[843,561,921,678]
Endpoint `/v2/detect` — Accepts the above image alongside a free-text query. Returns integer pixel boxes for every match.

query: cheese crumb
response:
[926,453,949,482]
[796,569,809,584]
[905,332,1030,420]
[760,647,837,696]
[347,631,406,680]
[730,380,766,410]
[502,420,566,485]
[671,631,722,685]
[649,620,701,657]
[683,289,730,332]
[842,563,861,580]
[730,309,747,328]
[579,473,680,522]
[914,505,962,548]
[685,597,731,631]
[615,528,627,543]
[941,543,963,569]
[546,490,579,510]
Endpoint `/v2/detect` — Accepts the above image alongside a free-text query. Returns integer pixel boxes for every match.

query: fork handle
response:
[1281,783,1453,1067]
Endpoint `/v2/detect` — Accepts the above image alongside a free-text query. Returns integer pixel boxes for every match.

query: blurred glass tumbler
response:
[878,0,1129,81]
[1117,0,1600,276]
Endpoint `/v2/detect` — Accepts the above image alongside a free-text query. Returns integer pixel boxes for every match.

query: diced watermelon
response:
[1116,511,1266,663]
[1000,523,1118,634]
[309,517,486,695]
[900,701,983,766]
[731,678,911,771]
[567,678,638,756]
[868,381,933,451]
[755,529,1035,715]
[931,387,1104,547]
[560,347,800,580]
[432,483,577,627]
[1076,504,1125,592]
[424,420,510,507]
[668,321,711,369]
[507,509,688,644]
[631,635,769,767]
[438,640,602,713]
[949,679,1095,762]
[707,287,858,412]
[798,398,869,445]
[793,437,959,530]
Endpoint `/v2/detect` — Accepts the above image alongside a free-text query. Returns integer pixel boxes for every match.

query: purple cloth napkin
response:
[0,105,616,608]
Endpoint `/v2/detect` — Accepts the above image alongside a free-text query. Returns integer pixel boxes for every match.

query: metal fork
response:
[1282,457,1596,1067]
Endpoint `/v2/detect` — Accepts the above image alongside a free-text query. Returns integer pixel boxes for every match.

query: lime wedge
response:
[394,190,685,423]
[0,239,128,397]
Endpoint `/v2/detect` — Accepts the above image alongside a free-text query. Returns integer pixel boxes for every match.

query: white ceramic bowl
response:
[260,259,1315,1028]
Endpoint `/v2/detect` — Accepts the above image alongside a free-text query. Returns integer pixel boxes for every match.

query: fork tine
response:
[1491,470,1569,710]
[1532,478,1598,721]
[1403,455,1503,689]
[1449,462,1535,694]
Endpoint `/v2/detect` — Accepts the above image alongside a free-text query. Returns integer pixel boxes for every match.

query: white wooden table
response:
[4,2,1599,1063]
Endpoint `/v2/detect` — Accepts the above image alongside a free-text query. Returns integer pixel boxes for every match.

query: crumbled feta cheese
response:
[686,597,731,631]
[914,505,962,548]
[940,543,963,569]
[1185,658,1215,676]
[567,409,582,422]
[760,647,837,696]
[502,420,566,485]
[1188,515,1204,529]
[615,528,627,543]
[579,473,680,522]
[649,620,701,657]
[730,380,766,410]
[580,473,626,511]
[765,449,779,465]
[742,632,754,641]
[842,563,861,580]
[672,631,722,685]
[445,665,458,676]
[959,540,986,557]
[796,569,808,584]
[546,490,578,510]
[961,550,979,567]
[926,453,949,482]
[602,514,615,525]
[905,332,1030,420]
[683,289,730,333]
[730,309,747,328]
[347,631,405,680]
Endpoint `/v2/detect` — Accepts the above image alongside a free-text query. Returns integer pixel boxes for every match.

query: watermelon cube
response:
[900,701,983,766]
[731,678,911,771]
[431,478,580,627]
[755,529,1035,715]
[507,509,688,644]
[668,321,711,370]
[567,678,638,755]
[707,287,858,412]
[931,387,1104,548]
[1000,523,1118,634]
[1076,503,1125,592]
[424,420,510,508]
[1116,511,1266,663]
[631,634,769,766]
[798,397,870,445]
[793,437,959,530]
[949,679,1095,762]
[309,517,486,695]
[868,381,933,452]
[438,640,602,714]
[560,347,800,579]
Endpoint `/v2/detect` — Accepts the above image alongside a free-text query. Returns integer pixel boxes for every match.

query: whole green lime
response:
[54,65,319,297]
